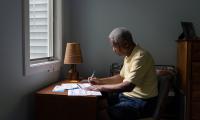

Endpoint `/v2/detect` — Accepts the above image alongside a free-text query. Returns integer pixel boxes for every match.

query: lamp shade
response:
[64,42,83,64]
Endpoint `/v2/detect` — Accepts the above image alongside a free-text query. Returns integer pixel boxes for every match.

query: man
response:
[87,27,158,120]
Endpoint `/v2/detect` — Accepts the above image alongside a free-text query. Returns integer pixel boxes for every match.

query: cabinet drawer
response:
[191,62,200,85]
[191,100,200,120]
[191,43,200,61]
[192,90,200,99]
[191,63,200,98]
[191,62,200,84]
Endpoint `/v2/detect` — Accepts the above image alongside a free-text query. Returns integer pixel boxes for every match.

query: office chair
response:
[138,70,173,120]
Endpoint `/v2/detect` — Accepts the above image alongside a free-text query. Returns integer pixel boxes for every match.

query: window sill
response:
[24,60,61,76]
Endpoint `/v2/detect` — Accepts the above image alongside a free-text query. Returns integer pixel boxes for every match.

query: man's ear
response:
[123,41,130,48]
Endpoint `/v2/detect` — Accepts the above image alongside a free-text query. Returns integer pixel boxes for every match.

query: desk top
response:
[36,80,98,97]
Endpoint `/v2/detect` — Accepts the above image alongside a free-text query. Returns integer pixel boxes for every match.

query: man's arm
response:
[90,74,123,85]
[87,81,135,92]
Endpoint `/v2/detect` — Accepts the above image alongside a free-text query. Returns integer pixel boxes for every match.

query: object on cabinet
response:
[179,22,197,39]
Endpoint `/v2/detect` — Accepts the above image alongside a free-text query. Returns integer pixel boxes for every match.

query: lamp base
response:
[66,64,80,81]
[67,71,79,80]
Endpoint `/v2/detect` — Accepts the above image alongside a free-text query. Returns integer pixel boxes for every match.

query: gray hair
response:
[108,27,134,45]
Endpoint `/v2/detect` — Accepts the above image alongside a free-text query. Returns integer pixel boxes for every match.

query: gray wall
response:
[0,0,68,120]
[68,0,200,77]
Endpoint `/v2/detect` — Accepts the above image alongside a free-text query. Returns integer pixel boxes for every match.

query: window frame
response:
[22,0,62,76]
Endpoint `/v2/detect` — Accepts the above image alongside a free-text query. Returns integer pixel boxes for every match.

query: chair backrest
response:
[110,63,122,76]
[152,70,173,120]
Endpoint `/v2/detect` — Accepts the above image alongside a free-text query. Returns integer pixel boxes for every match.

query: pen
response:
[88,71,95,83]
[91,71,95,78]
[77,84,82,89]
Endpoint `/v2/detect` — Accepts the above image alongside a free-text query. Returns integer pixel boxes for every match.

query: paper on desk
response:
[77,83,91,89]
[52,83,79,92]
[68,89,102,96]
[52,83,102,96]
[68,83,101,96]
[61,83,79,89]
[52,85,65,92]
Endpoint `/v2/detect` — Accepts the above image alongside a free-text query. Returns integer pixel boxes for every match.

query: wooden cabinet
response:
[177,39,200,120]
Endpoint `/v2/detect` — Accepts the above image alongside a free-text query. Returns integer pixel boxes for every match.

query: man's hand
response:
[88,77,100,85]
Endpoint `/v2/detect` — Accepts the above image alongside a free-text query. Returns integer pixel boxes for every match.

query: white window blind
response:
[29,0,53,59]
[23,0,62,75]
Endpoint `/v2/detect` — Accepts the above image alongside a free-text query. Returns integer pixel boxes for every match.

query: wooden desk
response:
[35,80,98,120]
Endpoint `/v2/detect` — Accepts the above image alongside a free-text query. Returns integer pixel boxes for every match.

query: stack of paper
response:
[68,89,102,96]
[52,83,102,96]
[76,83,91,89]
[52,83,79,92]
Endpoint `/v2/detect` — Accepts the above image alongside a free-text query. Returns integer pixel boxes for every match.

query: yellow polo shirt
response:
[120,45,158,99]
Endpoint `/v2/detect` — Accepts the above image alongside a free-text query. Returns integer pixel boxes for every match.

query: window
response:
[23,0,62,75]
[29,0,53,59]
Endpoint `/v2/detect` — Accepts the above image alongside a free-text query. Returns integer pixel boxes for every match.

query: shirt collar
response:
[125,45,140,61]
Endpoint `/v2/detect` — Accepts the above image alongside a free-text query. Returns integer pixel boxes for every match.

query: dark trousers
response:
[105,92,157,120]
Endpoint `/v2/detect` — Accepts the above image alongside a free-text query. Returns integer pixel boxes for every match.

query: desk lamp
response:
[64,42,83,80]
